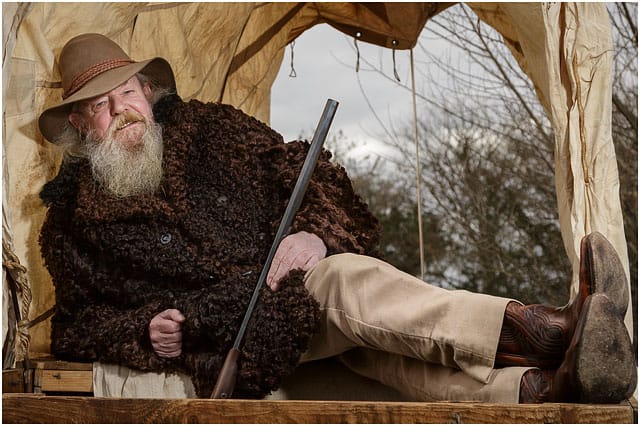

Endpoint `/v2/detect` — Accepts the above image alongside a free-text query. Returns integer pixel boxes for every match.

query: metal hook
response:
[392,39,400,82]
[288,40,297,78]
[354,31,362,73]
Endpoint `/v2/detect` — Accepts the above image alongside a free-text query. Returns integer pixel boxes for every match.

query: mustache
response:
[110,110,146,132]
[78,111,147,143]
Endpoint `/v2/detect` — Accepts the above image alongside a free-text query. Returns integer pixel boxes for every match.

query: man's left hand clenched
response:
[267,231,327,291]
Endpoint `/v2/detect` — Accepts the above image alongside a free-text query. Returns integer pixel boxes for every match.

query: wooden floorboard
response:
[2,394,635,423]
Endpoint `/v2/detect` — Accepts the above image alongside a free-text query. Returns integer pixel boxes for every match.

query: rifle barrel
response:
[211,99,339,398]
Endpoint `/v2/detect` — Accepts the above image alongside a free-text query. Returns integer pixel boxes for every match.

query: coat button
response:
[160,233,172,244]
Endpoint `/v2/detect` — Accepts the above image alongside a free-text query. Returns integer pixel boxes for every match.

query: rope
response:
[2,238,32,363]
[410,48,425,280]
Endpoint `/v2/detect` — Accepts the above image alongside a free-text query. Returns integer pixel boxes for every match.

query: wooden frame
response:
[2,360,637,423]
[2,394,636,423]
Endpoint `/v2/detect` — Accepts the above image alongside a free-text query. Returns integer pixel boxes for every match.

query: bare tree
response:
[346,3,636,320]
[608,2,637,352]
[358,4,567,305]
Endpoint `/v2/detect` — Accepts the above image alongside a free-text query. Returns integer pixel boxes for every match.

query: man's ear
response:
[143,83,153,101]
[68,112,83,130]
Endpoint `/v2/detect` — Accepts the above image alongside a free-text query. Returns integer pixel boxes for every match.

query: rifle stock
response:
[211,348,240,398]
[210,99,339,399]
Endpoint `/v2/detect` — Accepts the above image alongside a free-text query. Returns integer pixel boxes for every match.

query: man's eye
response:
[93,101,107,111]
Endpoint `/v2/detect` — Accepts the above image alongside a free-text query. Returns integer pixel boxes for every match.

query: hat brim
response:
[39,57,175,143]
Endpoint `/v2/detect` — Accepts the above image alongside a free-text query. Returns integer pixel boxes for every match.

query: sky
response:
[270,23,445,162]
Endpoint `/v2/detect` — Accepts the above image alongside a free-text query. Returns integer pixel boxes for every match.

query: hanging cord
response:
[410,48,425,281]
[392,40,401,82]
[354,31,362,72]
[2,238,33,364]
[288,40,297,78]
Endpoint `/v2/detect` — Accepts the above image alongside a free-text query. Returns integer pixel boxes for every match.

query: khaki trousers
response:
[300,253,531,403]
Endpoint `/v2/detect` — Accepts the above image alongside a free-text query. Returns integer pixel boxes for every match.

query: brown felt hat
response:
[38,33,176,143]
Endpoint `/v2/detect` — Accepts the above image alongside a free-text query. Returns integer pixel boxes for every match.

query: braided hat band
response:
[63,58,134,100]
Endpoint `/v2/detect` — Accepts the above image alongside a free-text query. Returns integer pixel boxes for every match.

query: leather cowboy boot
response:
[496,232,628,369]
[496,300,582,368]
[520,295,636,404]
[516,233,635,403]
[519,369,554,403]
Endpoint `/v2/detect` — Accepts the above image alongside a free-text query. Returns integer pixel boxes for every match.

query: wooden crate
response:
[4,358,94,395]
[32,359,93,394]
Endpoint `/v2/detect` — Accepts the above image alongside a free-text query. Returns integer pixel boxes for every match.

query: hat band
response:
[63,58,135,100]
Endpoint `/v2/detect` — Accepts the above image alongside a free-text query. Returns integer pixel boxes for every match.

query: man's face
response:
[67,76,164,198]
[69,76,155,146]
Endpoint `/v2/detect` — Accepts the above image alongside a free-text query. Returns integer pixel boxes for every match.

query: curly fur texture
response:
[39,95,381,398]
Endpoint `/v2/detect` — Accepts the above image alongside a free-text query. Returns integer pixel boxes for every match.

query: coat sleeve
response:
[262,141,382,256]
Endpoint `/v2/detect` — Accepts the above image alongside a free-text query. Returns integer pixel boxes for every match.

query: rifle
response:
[211,98,339,398]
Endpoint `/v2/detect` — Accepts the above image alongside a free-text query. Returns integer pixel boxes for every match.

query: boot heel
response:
[582,232,629,317]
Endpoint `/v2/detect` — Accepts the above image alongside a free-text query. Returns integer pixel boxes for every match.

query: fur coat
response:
[39,94,381,398]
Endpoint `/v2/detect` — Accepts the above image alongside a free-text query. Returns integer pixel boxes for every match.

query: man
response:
[38,33,635,403]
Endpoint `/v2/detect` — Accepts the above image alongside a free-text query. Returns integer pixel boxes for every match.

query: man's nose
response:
[109,95,127,115]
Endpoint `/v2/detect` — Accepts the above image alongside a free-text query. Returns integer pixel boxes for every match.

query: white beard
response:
[84,112,164,198]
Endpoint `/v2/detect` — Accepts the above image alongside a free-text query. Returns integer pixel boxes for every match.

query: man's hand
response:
[267,231,327,291]
[149,309,185,358]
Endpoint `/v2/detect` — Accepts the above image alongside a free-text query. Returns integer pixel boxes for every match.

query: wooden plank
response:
[2,368,34,393]
[2,369,25,393]
[38,370,93,393]
[2,394,635,424]
[31,359,92,371]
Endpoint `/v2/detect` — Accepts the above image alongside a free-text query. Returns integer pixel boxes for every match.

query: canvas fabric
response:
[2,1,631,395]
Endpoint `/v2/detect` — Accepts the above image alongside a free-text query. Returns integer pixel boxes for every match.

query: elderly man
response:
[38,33,635,403]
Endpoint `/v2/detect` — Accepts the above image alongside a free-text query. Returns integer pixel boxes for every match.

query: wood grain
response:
[2,394,635,424]
[36,370,93,393]
[32,359,92,371]
[2,370,25,393]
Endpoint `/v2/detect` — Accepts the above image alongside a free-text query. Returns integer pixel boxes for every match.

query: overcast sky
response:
[270,23,443,160]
